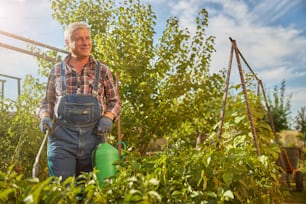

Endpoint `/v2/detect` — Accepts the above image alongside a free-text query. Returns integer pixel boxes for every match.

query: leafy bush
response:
[0,129,283,204]
[0,75,46,179]
[0,74,284,203]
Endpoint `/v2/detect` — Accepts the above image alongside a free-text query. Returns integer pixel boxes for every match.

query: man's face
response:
[68,28,92,58]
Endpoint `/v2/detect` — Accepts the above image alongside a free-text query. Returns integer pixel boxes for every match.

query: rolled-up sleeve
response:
[38,69,56,119]
[101,66,121,120]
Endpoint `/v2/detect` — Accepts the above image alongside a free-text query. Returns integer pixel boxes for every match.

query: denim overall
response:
[47,61,103,181]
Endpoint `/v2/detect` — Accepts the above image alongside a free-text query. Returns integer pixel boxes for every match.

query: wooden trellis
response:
[217,37,296,188]
[217,37,278,156]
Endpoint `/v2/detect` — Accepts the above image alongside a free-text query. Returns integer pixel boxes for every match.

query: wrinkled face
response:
[67,28,92,58]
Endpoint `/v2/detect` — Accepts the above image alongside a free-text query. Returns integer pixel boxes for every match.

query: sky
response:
[0,0,305,122]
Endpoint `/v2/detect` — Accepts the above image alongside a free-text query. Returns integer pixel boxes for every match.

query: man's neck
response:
[68,55,90,73]
[70,55,89,63]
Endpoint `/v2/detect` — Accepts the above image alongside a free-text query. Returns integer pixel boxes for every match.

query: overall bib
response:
[47,61,103,181]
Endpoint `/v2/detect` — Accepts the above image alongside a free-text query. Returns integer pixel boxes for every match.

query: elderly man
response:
[39,22,121,181]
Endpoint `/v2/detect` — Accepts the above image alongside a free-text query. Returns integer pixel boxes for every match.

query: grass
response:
[283,191,306,203]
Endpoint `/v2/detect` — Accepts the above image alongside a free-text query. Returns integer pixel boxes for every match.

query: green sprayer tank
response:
[94,142,119,187]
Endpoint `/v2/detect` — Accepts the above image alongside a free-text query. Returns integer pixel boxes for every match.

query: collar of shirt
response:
[63,54,98,69]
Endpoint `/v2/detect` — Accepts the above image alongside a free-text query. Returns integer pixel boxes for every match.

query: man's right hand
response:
[96,116,113,135]
[40,117,53,133]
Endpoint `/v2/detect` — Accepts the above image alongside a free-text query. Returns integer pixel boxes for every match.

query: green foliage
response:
[0,167,107,203]
[0,78,284,203]
[0,1,286,203]
[48,0,222,155]
[295,106,306,142]
[0,75,47,178]
[0,119,283,203]
[267,80,291,132]
[0,74,284,203]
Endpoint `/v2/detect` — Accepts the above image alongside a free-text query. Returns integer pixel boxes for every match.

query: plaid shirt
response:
[39,55,121,120]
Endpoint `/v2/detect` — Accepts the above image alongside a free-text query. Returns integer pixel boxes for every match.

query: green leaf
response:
[223,171,233,188]
[0,188,15,201]
[148,191,161,202]
[223,190,234,200]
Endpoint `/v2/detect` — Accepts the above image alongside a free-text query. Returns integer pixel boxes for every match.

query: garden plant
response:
[0,0,301,203]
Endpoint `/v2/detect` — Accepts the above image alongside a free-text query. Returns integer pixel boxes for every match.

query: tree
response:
[268,80,291,132]
[295,106,306,144]
[46,0,225,154]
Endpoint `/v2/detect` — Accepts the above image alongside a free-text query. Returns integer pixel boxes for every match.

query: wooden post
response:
[230,38,261,156]
[116,71,122,157]
[217,44,234,140]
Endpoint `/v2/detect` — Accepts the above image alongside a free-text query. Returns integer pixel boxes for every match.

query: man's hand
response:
[40,117,53,133]
[97,116,113,135]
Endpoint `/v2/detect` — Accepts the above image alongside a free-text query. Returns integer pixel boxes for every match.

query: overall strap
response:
[60,61,66,95]
[60,61,100,96]
[92,61,100,97]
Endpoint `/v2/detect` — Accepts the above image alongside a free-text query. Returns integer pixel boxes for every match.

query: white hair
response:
[64,22,90,42]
